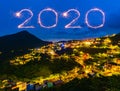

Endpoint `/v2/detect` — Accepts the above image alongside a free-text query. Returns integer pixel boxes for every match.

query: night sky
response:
[0,0,120,41]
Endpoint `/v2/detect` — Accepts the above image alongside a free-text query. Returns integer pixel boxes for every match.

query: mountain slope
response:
[0,31,50,51]
[110,33,120,45]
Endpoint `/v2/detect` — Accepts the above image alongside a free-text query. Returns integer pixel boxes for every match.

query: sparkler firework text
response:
[15,8,105,29]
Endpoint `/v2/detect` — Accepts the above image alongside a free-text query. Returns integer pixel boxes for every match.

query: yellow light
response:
[84,41,91,45]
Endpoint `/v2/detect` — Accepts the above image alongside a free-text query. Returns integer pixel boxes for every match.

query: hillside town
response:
[0,33,120,91]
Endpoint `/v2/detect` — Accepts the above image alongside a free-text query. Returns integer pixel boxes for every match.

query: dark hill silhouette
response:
[0,31,50,51]
[110,33,120,45]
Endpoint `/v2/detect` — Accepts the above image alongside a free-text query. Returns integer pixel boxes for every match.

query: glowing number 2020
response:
[15,8,105,29]
[15,9,35,28]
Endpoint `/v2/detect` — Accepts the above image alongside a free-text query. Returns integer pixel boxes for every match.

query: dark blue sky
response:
[0,0,120,41]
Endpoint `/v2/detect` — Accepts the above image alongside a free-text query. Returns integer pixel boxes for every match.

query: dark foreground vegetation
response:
[41,75,120,91]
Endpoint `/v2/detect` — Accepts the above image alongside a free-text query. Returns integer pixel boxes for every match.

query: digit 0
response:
[85,8,105,29]
[38,8,58,28]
